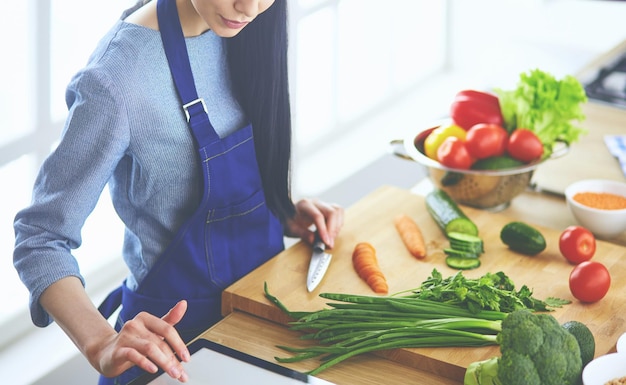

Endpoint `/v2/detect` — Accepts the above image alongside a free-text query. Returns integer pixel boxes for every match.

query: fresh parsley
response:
[397,269,571,313]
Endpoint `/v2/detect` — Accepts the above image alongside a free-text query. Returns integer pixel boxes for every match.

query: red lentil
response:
[605,376,626,385]
[573,192,626,210]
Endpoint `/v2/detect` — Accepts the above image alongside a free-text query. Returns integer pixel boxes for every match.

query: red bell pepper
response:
[450,89,504,130]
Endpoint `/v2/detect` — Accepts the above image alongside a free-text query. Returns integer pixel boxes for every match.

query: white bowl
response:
[582,352,626,385]
[617,333,626,354]
[564,179,626,239]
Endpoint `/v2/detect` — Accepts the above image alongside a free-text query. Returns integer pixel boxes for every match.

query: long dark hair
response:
[226,0,295,223]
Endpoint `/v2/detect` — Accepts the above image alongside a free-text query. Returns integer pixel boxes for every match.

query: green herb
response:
[399,269,570,313]
[494,68,588,157]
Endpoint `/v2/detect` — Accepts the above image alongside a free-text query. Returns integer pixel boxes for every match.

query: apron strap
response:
[156,0,219,145]
[97,284,123,320]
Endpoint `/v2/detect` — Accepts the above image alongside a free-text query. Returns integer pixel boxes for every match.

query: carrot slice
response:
[352,242,388,294]
[394,214,427,259]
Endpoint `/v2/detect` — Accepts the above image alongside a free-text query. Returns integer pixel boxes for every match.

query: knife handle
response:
[313,231,325,251]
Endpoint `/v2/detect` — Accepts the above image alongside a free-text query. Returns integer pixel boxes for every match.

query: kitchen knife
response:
[306,232,332,292]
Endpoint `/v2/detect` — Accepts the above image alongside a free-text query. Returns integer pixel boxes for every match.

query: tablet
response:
[128,338,335,385]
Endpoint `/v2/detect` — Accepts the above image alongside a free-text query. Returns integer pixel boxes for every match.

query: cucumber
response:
[448,242,484,254]
[446,232,484,259]
[443,248,480,259]
[500,221,547,255]
[425,189,479,236]
[471,155,525,170]
[440,171,464,186]
[445,255,481,270]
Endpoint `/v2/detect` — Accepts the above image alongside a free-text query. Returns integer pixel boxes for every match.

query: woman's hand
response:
[285,198,344,248]
[89,300,190,382]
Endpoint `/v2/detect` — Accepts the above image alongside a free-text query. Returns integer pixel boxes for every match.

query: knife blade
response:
[306,232,332,292]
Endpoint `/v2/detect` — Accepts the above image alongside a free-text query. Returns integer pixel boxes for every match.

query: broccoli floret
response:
[465,309,583,385]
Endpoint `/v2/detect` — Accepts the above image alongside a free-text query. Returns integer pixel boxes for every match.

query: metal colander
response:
[391,121,568,211]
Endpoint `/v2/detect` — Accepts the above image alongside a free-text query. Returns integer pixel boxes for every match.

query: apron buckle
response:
[182,98,208,122]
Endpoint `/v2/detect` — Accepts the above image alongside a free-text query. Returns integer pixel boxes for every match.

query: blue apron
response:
[97,0,284,383]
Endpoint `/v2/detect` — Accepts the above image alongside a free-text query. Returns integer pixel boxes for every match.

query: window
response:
[289,0,447,156]
[0,0,132,347]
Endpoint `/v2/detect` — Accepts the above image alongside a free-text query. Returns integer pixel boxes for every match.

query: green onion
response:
[264,284,504,375]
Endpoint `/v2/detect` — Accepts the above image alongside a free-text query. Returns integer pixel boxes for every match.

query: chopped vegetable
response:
[394,214,427,259]
[445,255,481,270]
[450,89,505,130]
[447,232,484,254]
[464,310,583,385]
[444,232,484,270]
[401,269,570,314]
[425,188,479,236]
[352,242,388,294]
[494,69,588,157]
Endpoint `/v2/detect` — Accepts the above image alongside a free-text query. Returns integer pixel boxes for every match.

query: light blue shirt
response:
[13,17,247,327]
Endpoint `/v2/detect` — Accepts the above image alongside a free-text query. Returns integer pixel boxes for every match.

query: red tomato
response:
[559,226,596,264]
[569,261,611,303]
[507,129,544,163]
[437,136,475,169]
[465,123,509,159]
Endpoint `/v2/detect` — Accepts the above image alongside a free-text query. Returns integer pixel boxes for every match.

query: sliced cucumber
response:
[447,232,483,244]
[425,189,479,236]
[448,232,485,254]
[443,248,481,259]
[426,190,485,270]
[445,255,481,270]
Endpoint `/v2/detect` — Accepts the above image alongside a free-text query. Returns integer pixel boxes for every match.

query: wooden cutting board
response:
[221,185,626,382]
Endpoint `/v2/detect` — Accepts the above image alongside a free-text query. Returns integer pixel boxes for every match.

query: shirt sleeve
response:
[13,66,130,327]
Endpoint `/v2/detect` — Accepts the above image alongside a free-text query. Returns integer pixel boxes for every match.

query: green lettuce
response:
[495,69,588,158]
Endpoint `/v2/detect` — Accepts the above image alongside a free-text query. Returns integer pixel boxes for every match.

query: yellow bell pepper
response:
[423,124,467,161]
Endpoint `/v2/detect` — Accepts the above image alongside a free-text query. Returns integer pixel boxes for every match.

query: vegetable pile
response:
[263,269,570,375]
[424,68,588,170]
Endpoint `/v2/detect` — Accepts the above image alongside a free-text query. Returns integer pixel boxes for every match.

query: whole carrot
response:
[352,242,388,294]
[394,214,427,259]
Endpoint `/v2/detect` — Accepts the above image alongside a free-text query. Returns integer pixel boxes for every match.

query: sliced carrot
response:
[352,242,388,294]
[394,214,427,259]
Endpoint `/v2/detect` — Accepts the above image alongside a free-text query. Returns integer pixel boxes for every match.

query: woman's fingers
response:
[112,304,189,381]
[160,300,191,362]
[291,199,344,247]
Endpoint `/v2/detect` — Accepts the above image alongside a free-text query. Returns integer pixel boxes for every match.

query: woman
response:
[13,0,344,383]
